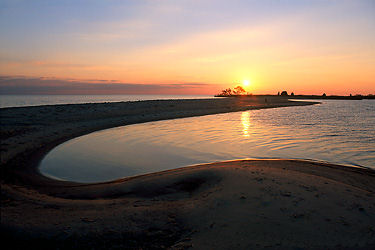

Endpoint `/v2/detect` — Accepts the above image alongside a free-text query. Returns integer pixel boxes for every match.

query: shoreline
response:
[2,97,375,249]
[1,96,316,187]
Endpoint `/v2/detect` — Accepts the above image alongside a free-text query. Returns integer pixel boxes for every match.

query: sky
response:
[0,0,374,95]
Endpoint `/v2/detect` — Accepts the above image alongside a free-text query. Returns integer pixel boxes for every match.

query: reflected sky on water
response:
[40,100,375,183]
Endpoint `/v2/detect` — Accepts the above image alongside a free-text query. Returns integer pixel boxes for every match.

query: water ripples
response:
[40,100,375,183]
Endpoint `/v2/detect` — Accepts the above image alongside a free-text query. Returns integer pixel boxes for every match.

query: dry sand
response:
[1,97,375,249]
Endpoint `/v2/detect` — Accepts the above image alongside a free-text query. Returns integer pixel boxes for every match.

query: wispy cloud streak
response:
[0,76,217,95]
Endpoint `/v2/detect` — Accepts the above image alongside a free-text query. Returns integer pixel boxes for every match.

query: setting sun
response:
[243,80,250,87]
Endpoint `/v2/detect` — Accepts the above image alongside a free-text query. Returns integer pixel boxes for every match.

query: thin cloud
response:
[0,76,218,95]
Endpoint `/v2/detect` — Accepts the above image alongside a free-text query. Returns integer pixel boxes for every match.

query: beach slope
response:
[1,160,374,249]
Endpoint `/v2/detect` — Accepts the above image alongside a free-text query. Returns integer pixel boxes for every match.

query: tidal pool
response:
[39,100,375,183]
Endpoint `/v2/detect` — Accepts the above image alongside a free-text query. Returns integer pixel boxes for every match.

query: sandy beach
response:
[1,97,375,249]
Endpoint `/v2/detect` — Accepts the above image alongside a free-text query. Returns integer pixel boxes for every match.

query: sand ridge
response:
[2,160,375,249]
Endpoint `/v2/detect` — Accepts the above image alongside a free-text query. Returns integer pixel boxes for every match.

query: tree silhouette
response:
[233,86,245,95]
[216,85,246,96]
[216,88,232,96]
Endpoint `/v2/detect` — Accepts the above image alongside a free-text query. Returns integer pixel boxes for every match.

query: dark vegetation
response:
[216,86,247,97]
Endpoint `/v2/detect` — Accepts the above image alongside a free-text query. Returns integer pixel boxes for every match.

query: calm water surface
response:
[0,94,213,108]
[40,100,375,183]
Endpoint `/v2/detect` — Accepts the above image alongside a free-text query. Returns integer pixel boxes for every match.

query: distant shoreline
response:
[214,94,375,100]
[1,93,373,109]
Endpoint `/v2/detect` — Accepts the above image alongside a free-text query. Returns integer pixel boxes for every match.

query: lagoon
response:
[39,100,375,183]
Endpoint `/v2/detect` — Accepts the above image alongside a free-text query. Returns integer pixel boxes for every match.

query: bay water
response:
[0,94,213,108]
[39,99,375,183]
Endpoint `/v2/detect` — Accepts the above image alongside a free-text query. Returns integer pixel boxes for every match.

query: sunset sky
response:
[0,0,374,95]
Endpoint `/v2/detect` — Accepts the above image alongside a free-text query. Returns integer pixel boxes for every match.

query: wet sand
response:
[1,97,375,249]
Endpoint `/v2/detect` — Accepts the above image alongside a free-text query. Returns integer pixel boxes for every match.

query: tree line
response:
[216,86,247,97]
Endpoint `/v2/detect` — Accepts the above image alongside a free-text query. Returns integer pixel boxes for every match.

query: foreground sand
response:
[1,97,375,249]
[2,160,375,249]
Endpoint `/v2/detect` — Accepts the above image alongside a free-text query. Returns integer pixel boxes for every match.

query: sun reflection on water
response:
[241,111,251,137]
[39,101,375,183]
